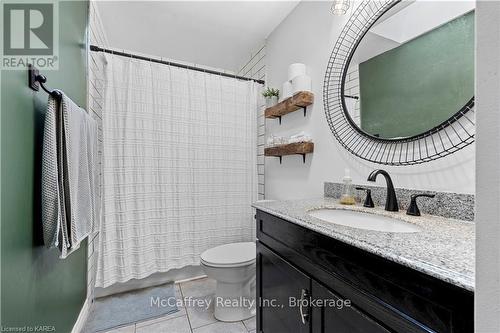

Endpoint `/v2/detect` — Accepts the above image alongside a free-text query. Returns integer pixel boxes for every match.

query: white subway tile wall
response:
[87,0,109,301]
[238,45,266,200]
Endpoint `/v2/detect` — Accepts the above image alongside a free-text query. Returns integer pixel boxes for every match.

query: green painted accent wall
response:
[359,11,474,138]
[1,1,89,332]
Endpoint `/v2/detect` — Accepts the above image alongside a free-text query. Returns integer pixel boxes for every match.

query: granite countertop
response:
[252,197,475,291]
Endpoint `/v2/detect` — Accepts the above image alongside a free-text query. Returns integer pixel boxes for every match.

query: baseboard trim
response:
[174,274,207,284]
[72,298,91,333]
[95,265,205,298]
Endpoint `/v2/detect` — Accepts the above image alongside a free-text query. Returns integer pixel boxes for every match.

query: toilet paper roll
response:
[281,81,293,101]
[288,63,306,81]
[291,75,312,93]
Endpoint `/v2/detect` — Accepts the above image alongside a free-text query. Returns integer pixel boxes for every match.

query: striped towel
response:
[41,92,99,258]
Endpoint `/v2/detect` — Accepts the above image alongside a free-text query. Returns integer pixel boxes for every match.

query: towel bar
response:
[28,64,62,99]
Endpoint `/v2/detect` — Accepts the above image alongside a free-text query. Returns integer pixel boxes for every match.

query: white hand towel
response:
[288,131,313,143]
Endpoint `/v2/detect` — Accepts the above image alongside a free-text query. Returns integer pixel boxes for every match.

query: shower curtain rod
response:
[89,45,265,85]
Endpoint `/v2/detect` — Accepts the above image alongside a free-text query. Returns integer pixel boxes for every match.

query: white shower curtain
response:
[95,54,260,288]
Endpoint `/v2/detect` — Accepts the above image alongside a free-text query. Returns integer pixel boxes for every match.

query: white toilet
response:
[200,242,256,322]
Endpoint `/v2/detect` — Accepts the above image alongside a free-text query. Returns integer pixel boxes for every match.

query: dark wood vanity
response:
[256,210,474,333]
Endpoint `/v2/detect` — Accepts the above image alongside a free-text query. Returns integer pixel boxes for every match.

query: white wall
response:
[475,1,500,331]
[264,1,475,200]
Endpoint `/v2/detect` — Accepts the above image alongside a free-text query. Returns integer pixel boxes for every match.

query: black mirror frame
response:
[323,0,475,165]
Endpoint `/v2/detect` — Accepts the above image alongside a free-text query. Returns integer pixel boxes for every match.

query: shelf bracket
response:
[277,116,281,125]
[303,106,307,117]
[277,154,306,164]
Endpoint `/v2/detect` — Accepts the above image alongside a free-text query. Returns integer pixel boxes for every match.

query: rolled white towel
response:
[292,74,312,93]
[288,63,306,81]
[281,81,293,101]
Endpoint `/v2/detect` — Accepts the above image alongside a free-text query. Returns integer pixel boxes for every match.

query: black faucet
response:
[367,169,399,212]
[355,187,375,208]
[407,193,436,216]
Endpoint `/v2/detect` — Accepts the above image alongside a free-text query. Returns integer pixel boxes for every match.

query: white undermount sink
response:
[308,209,421,233]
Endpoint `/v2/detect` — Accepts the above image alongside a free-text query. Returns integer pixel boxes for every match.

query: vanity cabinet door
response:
[311,280,391,333]
[257,242,311,333]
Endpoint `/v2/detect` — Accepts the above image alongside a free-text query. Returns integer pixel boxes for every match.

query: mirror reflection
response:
[344,1,474,139]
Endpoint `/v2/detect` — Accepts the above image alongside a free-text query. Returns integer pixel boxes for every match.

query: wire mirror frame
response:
[323,0,475,166]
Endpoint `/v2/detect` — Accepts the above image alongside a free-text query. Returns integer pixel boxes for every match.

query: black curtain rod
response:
[89,45,265,85]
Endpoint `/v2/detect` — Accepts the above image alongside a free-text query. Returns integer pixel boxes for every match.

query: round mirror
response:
[324,0,475,165]
[345,2,474,140]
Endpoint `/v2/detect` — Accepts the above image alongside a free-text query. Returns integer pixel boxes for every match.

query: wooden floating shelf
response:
[264,142,314,164]
[265,91,314,124]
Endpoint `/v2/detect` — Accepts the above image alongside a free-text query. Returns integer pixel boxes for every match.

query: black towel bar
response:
[28,64,62,99]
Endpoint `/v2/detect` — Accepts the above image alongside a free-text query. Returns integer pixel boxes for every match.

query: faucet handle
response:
[355,187,375,208]
[407,193,436,216]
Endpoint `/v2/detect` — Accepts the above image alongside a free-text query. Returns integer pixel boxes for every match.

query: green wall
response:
[359,11,474,138]
[1,1,89,332]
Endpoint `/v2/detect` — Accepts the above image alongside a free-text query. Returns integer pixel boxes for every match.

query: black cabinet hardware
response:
[28,64,62,99]
[299,289,310,324]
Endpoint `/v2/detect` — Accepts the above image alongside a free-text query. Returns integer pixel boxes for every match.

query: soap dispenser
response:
[340,168,355,205]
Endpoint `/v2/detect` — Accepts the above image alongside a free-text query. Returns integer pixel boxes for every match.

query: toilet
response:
[200,242,256,322]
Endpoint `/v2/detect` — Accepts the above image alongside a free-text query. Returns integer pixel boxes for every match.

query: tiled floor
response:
[101,278,256,333]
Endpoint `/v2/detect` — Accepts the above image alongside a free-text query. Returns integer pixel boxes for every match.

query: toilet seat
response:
[200,242,256,268]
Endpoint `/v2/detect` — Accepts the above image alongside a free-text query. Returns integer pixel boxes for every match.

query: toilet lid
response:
[200,242,256,267]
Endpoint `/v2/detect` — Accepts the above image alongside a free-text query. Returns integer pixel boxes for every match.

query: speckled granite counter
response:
[252,197,475,291]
